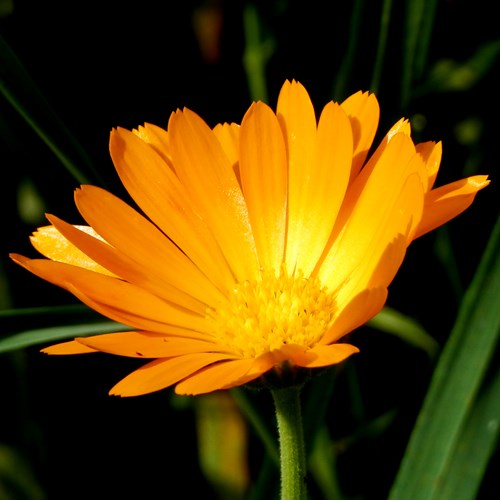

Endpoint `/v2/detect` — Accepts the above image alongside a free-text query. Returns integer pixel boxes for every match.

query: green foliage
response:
[390,214,500,500]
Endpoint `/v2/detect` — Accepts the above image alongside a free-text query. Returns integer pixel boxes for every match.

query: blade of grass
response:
[438,364,500,499]
[242,2,274,103]
[0,304,91,318]
[332,0,363,101]
[401,0,427,109]
[389,213,500,499]
[370,0,393,95]
[231,388,279,466]
[413,0,439,81]
[0,34,103,185]
[0,320,129,352]
[368,306,439,358]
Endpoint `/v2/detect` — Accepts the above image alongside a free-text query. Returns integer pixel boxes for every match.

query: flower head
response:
[11,80,489,396]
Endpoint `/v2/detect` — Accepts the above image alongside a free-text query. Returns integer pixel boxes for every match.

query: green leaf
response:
[242,3,274,103]
[0,303,90,319]
[389,213,500,500]
[332,0,363,101]
[370,0,394,95]
[439,367,500,499]
[0,320,129,352]
[0,34,103,185]
[308,425,342,500]
[401,0,439,109]
[367,306,439,358]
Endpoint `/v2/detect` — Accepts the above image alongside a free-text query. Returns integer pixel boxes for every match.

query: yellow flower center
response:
[206,268,336,358]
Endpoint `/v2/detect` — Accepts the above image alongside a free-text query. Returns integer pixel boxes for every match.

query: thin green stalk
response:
[242,3,274,103]
[370,0,393,94]
[332,0,363,101]
[230,388,279,465]
[0,79,91,185]
[271,386,307,500]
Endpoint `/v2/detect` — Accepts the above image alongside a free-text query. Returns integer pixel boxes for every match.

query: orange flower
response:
[11,80,489,396]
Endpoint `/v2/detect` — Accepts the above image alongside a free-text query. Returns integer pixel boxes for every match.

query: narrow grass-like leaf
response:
[401,0,426,109]
[412,0,438,81]
[0,34,103,185]
[242,3,274,103]
[438,366,500,499]
[0,320,129,352]
[368,306,439,358]
[231,388,279,466]
[0,304,92,319]
[370,0,393,95]
[389,213,500,499]
[308,425,343,500]
[332,0,363,101]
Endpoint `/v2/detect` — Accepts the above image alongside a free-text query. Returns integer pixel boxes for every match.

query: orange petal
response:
[42,340,97,354]
[318,133,421,295]
[175,358,258,395]
[276,80,318,273]
[297,343,359,368]
[264,344,316,366]
[416,141,442,191]
[294,101,352,274]
[365,233,408,290]
[29,225,115,276]
[73,185,225,307]
[10,255,209,337]
[415,175,490,239]
[47,213,209,314]
[339,173,424,302]
[168,108,260,282]
[213,122,240,171]
[357,117,411,182]
[133,122,173,167]
[76,331,227,358]
[110,127,235,291]
[109,352,237,396]
[341,91,380,181]
[319,287,388,345]
[239,101,287,271]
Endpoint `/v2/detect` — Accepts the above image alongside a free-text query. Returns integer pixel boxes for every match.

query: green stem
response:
[370,0,393,95]
[271,386,307,500]
[230,388,280,465]
[242,2,274,103]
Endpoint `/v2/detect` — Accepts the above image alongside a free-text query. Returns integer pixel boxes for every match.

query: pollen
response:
[206,267,337,358]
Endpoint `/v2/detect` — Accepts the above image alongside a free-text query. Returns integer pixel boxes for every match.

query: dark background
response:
[0,1,498,498]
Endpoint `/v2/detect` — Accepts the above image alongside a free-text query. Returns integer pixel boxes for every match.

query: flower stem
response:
[271,386,307,500]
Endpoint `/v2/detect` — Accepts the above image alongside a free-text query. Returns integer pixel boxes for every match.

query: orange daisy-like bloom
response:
[11,80,489,396]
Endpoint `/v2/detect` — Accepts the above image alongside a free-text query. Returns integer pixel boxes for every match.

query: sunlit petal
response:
[110,127,235,291]
[415,175,490,238]
[168,108,259,282]
[239,101,287,271]
[30,225,115,276]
